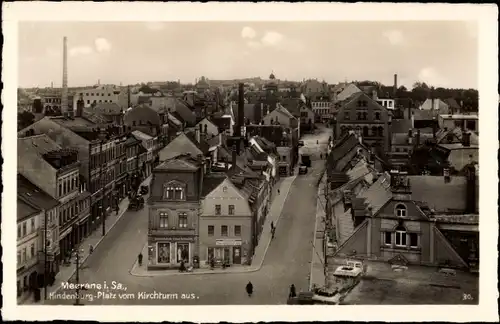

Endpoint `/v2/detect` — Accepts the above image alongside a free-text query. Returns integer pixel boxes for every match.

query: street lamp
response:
[71,244,85,306]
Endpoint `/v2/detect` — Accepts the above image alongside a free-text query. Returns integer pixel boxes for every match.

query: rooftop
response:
[17,174,60,212]
[408,175,468,213]
[201,174,227,197]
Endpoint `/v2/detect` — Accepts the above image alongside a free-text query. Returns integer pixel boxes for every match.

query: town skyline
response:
[18,21,478,89]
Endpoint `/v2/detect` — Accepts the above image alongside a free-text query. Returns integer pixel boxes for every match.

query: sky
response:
[18,21,478,89]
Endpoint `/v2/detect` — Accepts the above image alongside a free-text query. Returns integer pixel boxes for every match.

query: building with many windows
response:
[147,154,205,269]
[72,85,121,109]
[199,174,253,266]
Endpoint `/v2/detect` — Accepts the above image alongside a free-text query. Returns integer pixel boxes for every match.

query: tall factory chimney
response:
[393,73,398,98]
[61,36,69,117]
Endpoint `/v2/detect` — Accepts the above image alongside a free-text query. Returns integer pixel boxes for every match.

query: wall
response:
[73,87,120,108]
[17,147,58,198]
[17,212,42,272]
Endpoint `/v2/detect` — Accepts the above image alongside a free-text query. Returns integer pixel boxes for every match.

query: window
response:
[178,212,188,228]
[31,218,35,232]
[234,225,241,236]
[87,100,90,104]
[159,212,168,228]
[215,205,221,215]
[395,204,407,217]
[176,243,189,263]
[22,247,27,262]
[30,243,35,258]
[22,222,27,236]
[58,183,62,197]
[384,232,392,245]
[363,127,369,137]
[174,187,184,200]
[17,251,21,264]
[208,225,215,236]
[395,226,407,247]
[344,112,350,120]
[228,205,235,215]
[410,233,419,248]
[362,112,367,120]
[375,112,381,120]
[221,225,228,236]
[282,155,287,162]
[357,112,362,120]
[157,242,170,263]
[18,225,22,238]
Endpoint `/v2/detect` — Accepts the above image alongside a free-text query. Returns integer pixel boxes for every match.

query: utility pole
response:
[73,246,84,305]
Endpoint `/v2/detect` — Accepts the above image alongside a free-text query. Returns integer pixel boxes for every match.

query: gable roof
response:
[327,133,360,175]
[159,132,204,161]
[155,155,200,172]
[185,131,210,154]
[444,98,461,110]
[196,117,218,133]
[18,198,42,221]
[201,174,227,197]
[359,172,392,215]
[17,174,60,211]
[407,175,467,212]
[275,105,296,119]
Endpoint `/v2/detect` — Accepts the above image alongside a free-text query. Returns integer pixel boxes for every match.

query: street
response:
[46,126,332,305]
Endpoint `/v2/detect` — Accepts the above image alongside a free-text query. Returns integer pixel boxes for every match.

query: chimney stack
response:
[196,124,201,143]
[232,144,237,169]
[393,74,398,98]
[443,168,451,184]
[237,83,245,136]
[61,36,68,116]
[407,129,413,144]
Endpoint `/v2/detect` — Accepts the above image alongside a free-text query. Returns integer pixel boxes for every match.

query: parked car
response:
[140,185,149,195]
[299,165,308,175]
[129,195,145,211]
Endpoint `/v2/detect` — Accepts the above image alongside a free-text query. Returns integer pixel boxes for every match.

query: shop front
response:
[148,235,195,270]
[206,239,245,265]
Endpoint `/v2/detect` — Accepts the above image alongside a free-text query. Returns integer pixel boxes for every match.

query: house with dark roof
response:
[335,92,391,152]
[147,154,205,270]
[330,170,479,271]
[198,175,253,266]
[158,132,209,162]
[123,105,161,137]
[92,102,123,124]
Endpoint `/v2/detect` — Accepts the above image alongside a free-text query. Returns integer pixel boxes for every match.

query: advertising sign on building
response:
[215,239,242,246]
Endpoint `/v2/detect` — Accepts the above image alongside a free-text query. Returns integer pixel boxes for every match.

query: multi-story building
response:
[147,154,205,269]
[17,198,43,303]
[17,175,60,279]
[311,101,332,123]
[72,85,121,110]
[199,174,253,266]
[335,92,391,152]
[132,130,155,178]
[17,135,91,268]
[438,113,479,133]
[124,134,144,195]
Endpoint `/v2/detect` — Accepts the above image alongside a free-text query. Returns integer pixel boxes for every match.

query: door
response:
[233,247,241,264]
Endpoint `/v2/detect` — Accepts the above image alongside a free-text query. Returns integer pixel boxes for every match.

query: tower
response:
[61,36,69,116]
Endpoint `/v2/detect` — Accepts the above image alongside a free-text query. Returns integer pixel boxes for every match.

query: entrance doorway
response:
[233,247,241,264]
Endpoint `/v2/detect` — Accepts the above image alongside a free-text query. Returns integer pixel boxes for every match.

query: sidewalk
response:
[130,174,298,277]
[309,172,327,290]
[25,176,152,304]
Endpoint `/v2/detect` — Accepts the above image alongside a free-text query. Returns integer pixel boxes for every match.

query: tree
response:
[18,111,35,130]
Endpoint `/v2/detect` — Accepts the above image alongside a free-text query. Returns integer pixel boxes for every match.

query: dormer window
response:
[395,225,407,247]
[395,204,407,217]
[163,181,185,200]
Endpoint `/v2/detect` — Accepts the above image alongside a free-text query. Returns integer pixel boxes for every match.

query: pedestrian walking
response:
[138,253,143,267]
[89,244,94,255]
[246,281,254,297]
[277,189,280,195]
[270,221,274,231]
[289,284,297,298]
[320,153,322,159]
[271,227,276,239]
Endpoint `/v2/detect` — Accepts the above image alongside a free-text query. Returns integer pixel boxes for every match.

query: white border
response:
[2,2,498,322]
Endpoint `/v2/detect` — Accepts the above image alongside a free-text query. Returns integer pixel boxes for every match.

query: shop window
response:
[228,205,235,215]
[384,232,392,245]
[215,205,221,215]
[410,233,419,248]
[395,204,407,217]
[178,212,188,228]
[234,225,241,236]
[395,225,407,247]
[176,243,190,263]
[208,247,214,261]
[157,242,170,263]
[221,225,228,237]
[159,212,168,228]
[208,225,214,236]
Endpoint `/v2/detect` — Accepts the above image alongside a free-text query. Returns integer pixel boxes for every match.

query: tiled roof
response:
[390,119,412,134]
[359,172,392,215]
[131,130,153,141]
[412,109,436,121]
[201,175,227,197]
[124,105,161,126]
[173,99,197,126]
[18,134,62,155]
[327,133,360,175]
[434,214,478,225]
[17,174,59,211]
[408,175,467,212]
[18,199,41,220]
[444,98,461,110]
[276,105,295,119]
[155,155,200,171]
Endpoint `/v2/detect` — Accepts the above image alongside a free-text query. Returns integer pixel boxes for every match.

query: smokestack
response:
[232,144,237,169]
[127,85,131,108]
[393,74,398,98]
[61,36,68,116]
[196,124,202,143]
[237,83,245,136]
